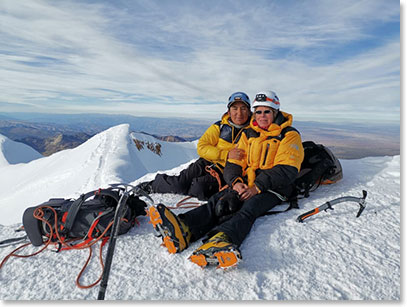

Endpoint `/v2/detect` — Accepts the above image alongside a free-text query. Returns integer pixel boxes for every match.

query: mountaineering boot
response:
[136,181,154,194]
[189,232,242,269]
[147,204,191,254]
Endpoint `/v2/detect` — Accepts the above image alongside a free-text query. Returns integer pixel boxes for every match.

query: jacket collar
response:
[250,111,293,135]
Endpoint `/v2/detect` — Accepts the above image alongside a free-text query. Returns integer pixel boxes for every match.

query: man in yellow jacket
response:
[147,90,304,269]
[137,92,251,200]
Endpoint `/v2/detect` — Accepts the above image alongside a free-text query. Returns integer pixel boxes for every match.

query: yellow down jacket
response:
[197,113,249,170]
[225,111,304,193]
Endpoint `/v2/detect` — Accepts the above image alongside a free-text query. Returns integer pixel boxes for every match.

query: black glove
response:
[127,195,147,216]
[214,189,243,217]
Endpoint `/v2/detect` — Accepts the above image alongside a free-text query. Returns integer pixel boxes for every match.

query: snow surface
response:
[0,134,42,167]
[0,124,400,300]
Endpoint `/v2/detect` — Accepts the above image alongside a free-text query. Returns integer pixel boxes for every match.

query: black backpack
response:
[23,186,147,248]
[294,141,343,198]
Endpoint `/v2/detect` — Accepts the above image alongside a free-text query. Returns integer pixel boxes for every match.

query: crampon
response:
[146,204,190,254]
[189,248,242,269]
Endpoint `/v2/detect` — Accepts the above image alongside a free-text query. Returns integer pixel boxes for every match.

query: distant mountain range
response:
[0,119,93,156]
[0,112,400,159]
[0,113,207,155]
[294,120,400,159]
[0,112,212,139]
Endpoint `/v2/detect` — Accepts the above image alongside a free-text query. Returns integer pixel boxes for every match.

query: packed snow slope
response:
[0,124,400,300]
[0,125,198,225]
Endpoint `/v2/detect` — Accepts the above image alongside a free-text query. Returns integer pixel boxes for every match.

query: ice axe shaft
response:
[98,184,155,300]
[97,187,131,300]
[296,190,367,223]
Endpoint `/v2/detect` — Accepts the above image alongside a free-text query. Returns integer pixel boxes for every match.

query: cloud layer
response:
[0,0,400,122]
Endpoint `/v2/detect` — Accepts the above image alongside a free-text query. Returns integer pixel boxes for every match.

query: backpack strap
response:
[63,190,98,234]
[260,189,299,216]
[63,188,121,234]
[261,198,299,216]
[95,188,120,203]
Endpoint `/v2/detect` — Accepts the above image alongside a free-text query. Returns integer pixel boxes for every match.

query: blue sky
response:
[0,0,400,123]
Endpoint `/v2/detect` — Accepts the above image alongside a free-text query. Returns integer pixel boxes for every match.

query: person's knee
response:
[240,193,282,218]
[188,177,218,200]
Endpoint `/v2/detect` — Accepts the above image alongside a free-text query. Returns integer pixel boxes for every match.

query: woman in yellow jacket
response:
[137,92,251,200]
[147,90,304,269]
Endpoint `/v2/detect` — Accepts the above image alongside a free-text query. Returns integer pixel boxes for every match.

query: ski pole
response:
[296,190,367,223]
[97,185,131,300]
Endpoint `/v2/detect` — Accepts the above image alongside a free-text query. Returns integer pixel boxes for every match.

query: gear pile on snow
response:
[0,184,147,291]
[22,185,146,247]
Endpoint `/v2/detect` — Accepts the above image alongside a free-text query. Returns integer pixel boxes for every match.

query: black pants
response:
[179,191,282,247]
[151,158,223,201]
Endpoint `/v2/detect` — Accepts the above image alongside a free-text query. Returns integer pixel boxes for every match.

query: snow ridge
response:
[0,124,198,225]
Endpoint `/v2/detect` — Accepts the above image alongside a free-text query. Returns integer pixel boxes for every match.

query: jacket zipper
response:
[262,143,270,166]
[233,128,243,144]
[248,142,252,164]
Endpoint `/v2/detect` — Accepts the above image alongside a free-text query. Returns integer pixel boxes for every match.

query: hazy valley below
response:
[0,113,400,159]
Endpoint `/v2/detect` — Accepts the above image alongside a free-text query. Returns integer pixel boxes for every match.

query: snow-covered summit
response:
[0,134,42,167]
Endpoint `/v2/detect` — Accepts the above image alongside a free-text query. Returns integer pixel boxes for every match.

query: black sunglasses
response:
[255,110,272,115]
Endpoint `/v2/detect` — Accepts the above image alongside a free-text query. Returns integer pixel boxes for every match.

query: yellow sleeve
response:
[274,130,304,171]
[197,124,228,163]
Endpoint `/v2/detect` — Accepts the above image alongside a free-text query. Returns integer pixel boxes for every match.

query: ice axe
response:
[296,190,367,223]
[97,184,137,300]
[98,185,157,299]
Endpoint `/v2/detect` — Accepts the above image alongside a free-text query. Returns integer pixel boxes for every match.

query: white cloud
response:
[0,0,400,123]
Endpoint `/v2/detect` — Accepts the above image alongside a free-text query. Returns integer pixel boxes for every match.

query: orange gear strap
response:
[205,165,228,192]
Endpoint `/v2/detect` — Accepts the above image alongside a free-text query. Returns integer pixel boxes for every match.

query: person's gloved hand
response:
[214,189,243,217]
